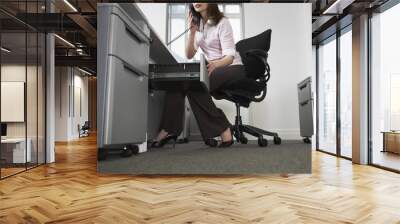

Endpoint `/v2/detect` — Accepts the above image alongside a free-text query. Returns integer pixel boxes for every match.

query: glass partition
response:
[27,31,38,169]
[37,32,45,165]
[0,1,46,179]
[317,36,337,154]
[1,31,28,177]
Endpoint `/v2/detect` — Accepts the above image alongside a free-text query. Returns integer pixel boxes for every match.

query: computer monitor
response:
[1,123,7,137]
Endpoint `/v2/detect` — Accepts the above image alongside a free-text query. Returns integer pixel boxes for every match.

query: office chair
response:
[79,121,90,138]
[215,29,281,147]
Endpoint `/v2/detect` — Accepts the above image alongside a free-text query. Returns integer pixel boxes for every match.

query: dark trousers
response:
[159,64,246,140]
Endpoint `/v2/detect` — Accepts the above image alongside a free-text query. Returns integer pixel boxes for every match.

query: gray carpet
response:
[98,140,311,174]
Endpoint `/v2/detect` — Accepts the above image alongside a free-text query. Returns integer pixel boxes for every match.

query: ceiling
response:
[0,0,393,74]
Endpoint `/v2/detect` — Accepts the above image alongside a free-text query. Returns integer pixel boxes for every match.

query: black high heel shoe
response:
[205,138,218,147]
[218,126,235,148]
[151,135,178,148]
[219,126,234,148]
[219,139,234,148]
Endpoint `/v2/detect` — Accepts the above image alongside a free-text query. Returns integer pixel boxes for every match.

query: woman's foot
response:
[155,129,169,142]
[151,130,178,148]
[219,127,234,148]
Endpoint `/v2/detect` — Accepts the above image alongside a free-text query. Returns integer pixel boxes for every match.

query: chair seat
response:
[214,77,265,108]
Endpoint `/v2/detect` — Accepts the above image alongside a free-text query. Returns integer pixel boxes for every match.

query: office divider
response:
[0,1,47,179]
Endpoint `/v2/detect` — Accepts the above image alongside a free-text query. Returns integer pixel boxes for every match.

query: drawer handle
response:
[299,83,308,90]
[123,62,147,77]
[111,12,151,44]
[300,100,309,106]
[125,24,147,44]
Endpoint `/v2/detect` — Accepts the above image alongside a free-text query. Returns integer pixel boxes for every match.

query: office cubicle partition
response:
[0,1,47,179]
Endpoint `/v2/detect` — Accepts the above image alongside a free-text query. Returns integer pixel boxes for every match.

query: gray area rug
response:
[98,140,311,174]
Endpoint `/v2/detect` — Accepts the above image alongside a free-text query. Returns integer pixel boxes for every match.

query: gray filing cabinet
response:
[297,77,313,143]
[97,4,151,159]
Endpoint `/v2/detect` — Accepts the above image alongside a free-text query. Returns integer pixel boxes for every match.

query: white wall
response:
[55,67,69,141]
[244,3,313,140]
[312,45,317,150]
[2,64,46,163]
[1,65,41,138]
[71,74,89,138]
[55,67,89,141]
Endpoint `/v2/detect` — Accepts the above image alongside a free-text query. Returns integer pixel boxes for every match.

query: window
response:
[339,28,352,158]
[390,74,400,130]
[167,3,243,61]
[318,36,337,155]
[316,25,353,159]
[371,2,400,171]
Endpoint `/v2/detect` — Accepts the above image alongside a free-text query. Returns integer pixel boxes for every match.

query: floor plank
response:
[1,135,400,223]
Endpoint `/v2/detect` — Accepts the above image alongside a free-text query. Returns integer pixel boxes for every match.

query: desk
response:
[98,3,207,154]
[382,131,400,154]
[1,138,32,164]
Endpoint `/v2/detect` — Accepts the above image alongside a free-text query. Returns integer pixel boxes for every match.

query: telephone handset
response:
[189,4,201,28]
[167,4,201,46]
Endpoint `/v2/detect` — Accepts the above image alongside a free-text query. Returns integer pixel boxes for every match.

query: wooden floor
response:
[372,151,400,171]
[1,135,400,224]
[1,167,26,178]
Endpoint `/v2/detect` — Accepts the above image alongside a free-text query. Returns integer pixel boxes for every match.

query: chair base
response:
[232,103,281,147]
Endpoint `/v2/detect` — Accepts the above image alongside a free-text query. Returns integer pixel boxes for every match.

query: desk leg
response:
[382,133,386,153]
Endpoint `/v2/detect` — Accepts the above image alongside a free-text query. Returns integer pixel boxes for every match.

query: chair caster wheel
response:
[120,145,138,158]
[258,138,268,147]
[205,138,218,147]
[98,148,108,161]
[274,136,282,145]
[303,138,311,144]
[238,136,248,144]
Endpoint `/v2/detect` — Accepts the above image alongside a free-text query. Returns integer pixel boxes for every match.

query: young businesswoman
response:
[152,3,246,148]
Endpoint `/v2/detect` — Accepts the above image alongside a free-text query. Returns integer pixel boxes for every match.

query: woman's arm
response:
[214,55,234,67]
[207,55,234,75]
[185,13,198,59]
[186,33,197,59]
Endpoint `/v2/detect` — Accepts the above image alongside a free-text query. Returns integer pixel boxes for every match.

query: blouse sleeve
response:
[218,18,236,58]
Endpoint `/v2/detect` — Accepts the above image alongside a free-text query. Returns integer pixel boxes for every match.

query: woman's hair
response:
[207,4,224,24]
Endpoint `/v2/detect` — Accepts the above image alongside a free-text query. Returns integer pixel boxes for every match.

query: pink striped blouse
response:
[194,17,242,65]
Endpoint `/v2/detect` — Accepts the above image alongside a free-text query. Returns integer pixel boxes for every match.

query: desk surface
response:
[381,131,400,134]
[1,138,29,143]
[121,3,181,64]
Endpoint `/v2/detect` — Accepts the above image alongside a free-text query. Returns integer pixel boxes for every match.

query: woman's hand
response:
[188,12,198,35]
[207,61,219,76]
[207,56,234,76]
